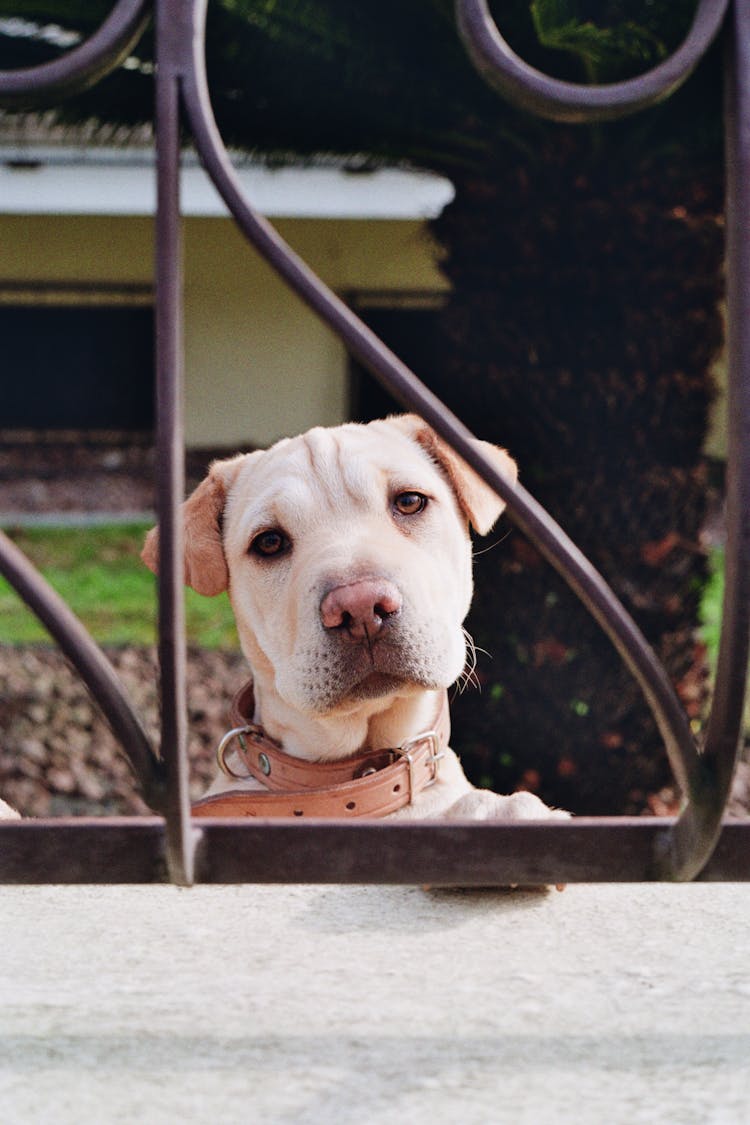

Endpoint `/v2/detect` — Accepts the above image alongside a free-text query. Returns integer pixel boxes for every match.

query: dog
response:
[143,414,567,824]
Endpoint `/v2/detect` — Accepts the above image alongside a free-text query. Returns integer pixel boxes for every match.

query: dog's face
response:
[143,415,516,720]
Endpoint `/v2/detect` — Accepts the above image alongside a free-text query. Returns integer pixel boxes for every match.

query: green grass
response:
[700,546,750,734]
[700,547,724,674]
[0,523,239,649]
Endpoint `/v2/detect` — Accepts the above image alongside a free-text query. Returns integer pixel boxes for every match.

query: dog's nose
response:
[320,579,402,642]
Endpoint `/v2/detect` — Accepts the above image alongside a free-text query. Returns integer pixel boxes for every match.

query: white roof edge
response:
[0,149,455,219]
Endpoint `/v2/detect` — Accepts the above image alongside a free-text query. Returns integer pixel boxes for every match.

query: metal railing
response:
[0,0,748,885]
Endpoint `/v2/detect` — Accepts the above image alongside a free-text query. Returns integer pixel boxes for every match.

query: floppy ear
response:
[388,414,518,536]
[141,455,246,597]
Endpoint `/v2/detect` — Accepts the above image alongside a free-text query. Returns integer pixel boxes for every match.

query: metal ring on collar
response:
[216,725,253,779]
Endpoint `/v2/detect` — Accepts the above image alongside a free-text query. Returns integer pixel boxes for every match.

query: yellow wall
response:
[0,214,153,285]
[183,216,447,447]
[0,213,447,448]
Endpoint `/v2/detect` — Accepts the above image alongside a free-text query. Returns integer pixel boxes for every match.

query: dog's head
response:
[142,415,516,718]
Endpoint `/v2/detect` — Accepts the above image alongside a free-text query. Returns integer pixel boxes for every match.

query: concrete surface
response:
[1,882,749,1124]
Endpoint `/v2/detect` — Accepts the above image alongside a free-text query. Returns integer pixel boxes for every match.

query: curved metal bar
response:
[708,0,750,805]
[179,0,705,876]
[455,0,728,124]
[0,0,150,109]
[656,2,750,881]
[0,529,165,810]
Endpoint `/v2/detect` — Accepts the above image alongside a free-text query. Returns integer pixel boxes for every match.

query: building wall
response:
[0,212,729,456]
[0,213,448,449]
[182,216,447,447]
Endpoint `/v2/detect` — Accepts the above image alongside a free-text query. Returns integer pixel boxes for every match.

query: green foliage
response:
[700,547,750,735]
[530,0,669,82]
[701,546,724,671]
[0,525,240,649]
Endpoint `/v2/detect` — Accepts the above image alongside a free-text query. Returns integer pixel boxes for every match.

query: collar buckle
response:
[395,730,445,802]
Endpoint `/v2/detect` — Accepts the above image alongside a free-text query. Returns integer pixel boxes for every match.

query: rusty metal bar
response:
[0,0,150,108]
[153,0,200,885]
[2,818,750,885]
[708,0,750,796]
[455,0,729,124]
[649,2,750,879]
[678,0,750,861]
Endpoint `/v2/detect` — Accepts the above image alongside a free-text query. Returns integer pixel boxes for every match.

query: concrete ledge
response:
[2,883,749,1123]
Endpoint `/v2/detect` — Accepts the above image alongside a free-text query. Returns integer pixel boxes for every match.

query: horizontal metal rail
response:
[0,0,748,884]
[1,818,750,885]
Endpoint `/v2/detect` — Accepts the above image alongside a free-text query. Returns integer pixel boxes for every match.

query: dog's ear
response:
[141,455,246,596]
[388,414,518,535]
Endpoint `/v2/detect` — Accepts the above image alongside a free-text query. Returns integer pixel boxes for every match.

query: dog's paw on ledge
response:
[0,798,20,819]
[443,789,571,821]
[425,790,569,893]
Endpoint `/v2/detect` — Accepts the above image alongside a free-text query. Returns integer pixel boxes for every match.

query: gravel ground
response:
[0,645,249,816]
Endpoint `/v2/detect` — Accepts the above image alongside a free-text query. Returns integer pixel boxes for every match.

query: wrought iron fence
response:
[0,0,748,885]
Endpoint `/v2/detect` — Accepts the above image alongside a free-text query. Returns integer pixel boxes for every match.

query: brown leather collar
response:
[191,681,450,819]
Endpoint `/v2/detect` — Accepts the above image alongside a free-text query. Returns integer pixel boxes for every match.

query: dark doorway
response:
[1,304,154,430]
[348,301,443,422]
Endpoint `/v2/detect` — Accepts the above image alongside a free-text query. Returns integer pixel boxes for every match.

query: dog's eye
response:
[250,529,290,558]
[393,491,428,516]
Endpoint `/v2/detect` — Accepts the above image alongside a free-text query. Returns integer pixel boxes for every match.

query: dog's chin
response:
[317,667,447,716]
[291,668,440,718]
[343,670,418,703]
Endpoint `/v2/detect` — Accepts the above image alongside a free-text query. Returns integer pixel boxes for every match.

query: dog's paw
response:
[443,789,570,822]
[437,789,569,893]
[0,798,21,820]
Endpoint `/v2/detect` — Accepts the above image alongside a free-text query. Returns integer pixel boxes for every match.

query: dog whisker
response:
[457,628,486,694]
[472,528,512,559]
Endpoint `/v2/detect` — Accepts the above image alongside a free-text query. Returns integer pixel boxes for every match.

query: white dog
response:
[143,414,566,824]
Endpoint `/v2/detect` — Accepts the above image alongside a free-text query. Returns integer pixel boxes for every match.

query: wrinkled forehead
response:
[225,423,444,536]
